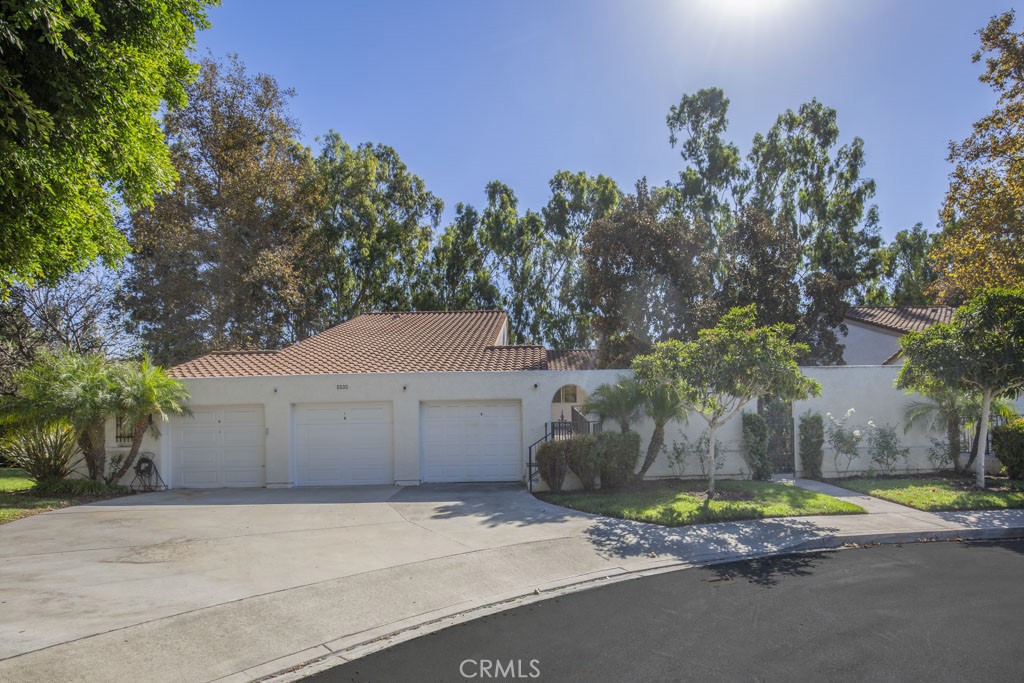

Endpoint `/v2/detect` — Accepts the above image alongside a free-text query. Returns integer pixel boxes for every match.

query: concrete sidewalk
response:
[1,482,1022,683]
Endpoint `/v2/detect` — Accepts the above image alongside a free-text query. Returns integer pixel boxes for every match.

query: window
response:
[552,386,579,404]
[115,415,134,444]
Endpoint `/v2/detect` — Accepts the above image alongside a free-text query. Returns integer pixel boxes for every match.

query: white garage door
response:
[173,406,265,488]
[294,403,393,486]
[420,401,522,483]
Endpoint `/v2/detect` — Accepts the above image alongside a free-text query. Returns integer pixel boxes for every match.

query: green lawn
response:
[841,477,1024,512]
[540,479,865,527]
[0,468,125,525]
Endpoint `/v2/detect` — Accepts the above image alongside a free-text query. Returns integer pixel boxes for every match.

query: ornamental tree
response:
[897,289,1024,487]
[633,305,821,494]
[0,0,214,295]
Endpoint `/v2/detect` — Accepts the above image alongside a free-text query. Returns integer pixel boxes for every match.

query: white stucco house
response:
[104,305,988,491]
[114,311,621,489]
[842,305,955,365]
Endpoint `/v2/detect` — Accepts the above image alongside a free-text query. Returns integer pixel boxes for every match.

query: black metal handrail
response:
[527,425,551,492]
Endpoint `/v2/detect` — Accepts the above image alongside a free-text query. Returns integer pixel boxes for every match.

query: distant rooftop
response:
[845,306,955,334]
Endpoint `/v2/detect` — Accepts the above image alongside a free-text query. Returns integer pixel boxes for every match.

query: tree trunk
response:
[106,416,148,485]
[637,423,665,479]
[975,389,993,489]
[707,424,717,495]
[946,417,962,473]
[77,424,106,481]
[965,422,983,472]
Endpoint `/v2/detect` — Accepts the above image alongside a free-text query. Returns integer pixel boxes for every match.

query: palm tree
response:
[109,357,190,485]
[904,387,1017,473]
[583,378,643,433]
[0,351,116,480]
[636,383,688,479]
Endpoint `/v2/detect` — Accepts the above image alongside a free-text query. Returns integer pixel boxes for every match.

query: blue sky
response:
[194,0,1015,240]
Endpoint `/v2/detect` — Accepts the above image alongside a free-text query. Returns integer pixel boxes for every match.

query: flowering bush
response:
[826,409,863,478]
[866,421,910,474]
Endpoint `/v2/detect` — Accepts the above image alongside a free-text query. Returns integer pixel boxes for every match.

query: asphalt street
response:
[311,540,1024,683]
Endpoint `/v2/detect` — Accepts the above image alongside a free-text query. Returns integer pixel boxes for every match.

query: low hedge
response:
[596,431,641,490]
[536,440,570,492]
[567,435,599,491]
[993,419,1024,480]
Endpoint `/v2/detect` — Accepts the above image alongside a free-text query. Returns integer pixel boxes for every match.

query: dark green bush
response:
[567,435,599,491]
[0,425,81,481]
[32,478,129,498]
[596,431,641,489]
[536,440,570,492]
[799,411,825,480]
[741,412,772,481]
[993,419,1024,480]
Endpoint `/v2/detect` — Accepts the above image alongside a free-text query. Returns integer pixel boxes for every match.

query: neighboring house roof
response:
[546,349,599,371]
[170,310,594,378]
[845,306,955,334]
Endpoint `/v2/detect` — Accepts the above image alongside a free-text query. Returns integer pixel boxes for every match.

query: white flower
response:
[826,412,833,419]
[845,408,855,417]
[867,420,876,428]
[853,430,862,438]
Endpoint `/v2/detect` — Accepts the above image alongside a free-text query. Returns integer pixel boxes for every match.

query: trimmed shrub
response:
[536,440,570,492]
[0,424,81,482]
[993,418,1024,480]
[32,478,130,498]
[596,431,641,489]
[866,421,909,474]
[799,411,825,480]
[567,435,599,491]
[741,412,772,481]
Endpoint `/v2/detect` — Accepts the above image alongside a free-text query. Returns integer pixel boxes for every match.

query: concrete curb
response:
[253,525,1024,682]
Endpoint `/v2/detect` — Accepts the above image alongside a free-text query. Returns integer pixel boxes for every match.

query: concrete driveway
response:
[0,483,1007,683]
[0,485,604,682]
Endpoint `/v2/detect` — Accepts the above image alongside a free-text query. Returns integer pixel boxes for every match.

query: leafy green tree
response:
[583,378,643,434]
[480,182,549,343]
[0,0,214,295]
[863,224,940,306]
[898,289,1024,487]
[932,11,1024,302]
[311,132,443,326]
[122,56,322,366]
[719,208,801,327]
[539,171,621,348]
[582,179,718,367]
[665,88,881,364]
[633,305,821,494]
[412,204,499,311]
[109,357,190,484]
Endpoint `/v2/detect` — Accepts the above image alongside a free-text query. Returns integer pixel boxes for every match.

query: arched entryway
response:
[551,384,587,424]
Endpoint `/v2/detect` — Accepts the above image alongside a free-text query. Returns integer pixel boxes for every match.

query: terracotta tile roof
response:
[547,349,599,371]
[170,311,558,378]
[846,306,955,334]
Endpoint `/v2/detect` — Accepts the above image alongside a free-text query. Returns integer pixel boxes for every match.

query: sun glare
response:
[703,0,792,18]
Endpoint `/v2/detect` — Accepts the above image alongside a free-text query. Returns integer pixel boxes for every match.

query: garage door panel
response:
[172,405,265,488]
[294,403,393,486]
[420,401,522,483]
